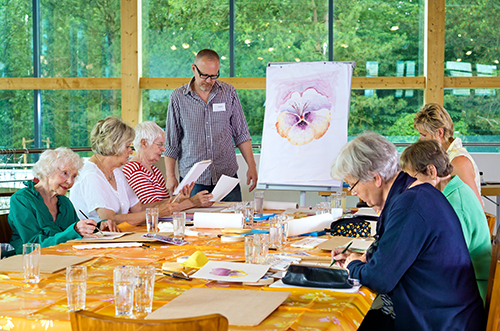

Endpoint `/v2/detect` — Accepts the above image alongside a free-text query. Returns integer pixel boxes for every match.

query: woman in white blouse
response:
[70,116,175,227]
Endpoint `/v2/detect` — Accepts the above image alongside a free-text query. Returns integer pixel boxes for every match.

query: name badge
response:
[213,103,226,112]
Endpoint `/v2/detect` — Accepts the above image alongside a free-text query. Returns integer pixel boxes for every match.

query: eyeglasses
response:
[347,179,360,193]
[194,64,220,80]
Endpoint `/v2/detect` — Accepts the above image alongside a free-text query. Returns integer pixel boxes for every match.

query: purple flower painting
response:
[209,268,248,278]
[275,87,332,145]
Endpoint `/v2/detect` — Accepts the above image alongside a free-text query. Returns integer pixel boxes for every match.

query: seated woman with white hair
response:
[330,132,485,331]
[399,139,491,303]
[8,148,105,254]
[122,121,212,209]
[70,116,174,227]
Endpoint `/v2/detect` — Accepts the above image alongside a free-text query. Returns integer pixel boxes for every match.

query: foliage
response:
[0,0,499,151]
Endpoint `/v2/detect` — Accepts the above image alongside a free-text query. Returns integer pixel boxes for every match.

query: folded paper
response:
[193,212,243,228]
[287,213,333,237]
[263,201,298,210]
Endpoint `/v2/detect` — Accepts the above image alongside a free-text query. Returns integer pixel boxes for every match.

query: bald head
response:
[195,49,220,64]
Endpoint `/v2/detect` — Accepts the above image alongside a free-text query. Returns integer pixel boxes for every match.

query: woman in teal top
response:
[400,139,491,303]
[8,147,118,254]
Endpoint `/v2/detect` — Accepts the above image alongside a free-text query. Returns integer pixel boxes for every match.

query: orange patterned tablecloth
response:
[0,224,375,331]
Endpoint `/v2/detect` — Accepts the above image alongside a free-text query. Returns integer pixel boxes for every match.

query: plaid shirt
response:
[165,78,251,185]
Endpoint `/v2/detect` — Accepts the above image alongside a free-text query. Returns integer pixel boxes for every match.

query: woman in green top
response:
[8,147,118,254]
[400,139,491,303]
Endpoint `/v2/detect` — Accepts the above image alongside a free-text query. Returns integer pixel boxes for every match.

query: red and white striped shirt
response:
[122,161,170,204]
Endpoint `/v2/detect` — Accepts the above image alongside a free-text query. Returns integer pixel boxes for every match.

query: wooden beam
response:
[140,77,428,90]
[0,78,121,90]
[444,77,500,89]
[121,0,141,127]
[424,0,445,105]
[140,77,267,90]
[351,77,425,89]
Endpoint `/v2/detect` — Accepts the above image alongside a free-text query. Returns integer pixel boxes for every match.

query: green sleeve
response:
[8,192,82,254]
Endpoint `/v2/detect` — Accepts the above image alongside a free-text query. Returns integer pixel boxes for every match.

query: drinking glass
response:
[172,212,186,239]
[244,235,254,263]
[252,233,269,264]
[134,266,155,314]
[146,208,159,233]
[254,191,264,214]
[113,266,136,316]
[243,201,255,228]
[269,217,282,249]
[23,243,40,284]
[66,265,87,311]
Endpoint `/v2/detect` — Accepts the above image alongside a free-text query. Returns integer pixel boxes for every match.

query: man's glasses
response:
[194,64,220,80]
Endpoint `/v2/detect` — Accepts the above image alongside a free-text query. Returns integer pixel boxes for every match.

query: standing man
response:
[164,49,258,201]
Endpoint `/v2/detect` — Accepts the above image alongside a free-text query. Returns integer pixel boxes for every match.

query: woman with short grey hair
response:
[123,121,212,208]
[9,148,101,254]
[70,116,175,227]
[330,132,485,331]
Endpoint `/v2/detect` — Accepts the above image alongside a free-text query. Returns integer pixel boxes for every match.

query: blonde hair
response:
[133,121,165,152]
[400,140,453,177]
[90,116,135,156]
[33,147,83,180]
[413,103,454,141]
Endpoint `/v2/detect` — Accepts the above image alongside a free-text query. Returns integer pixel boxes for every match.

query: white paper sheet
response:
[209,175,240,202]
[77,231,132,240]
[193,212,243,228]
[270,279,361,293]
[173,159,212,195]
[263,201,298,210]
[191,261,269,283]
[73,242,143,250]
[287,213,333,237]
[354,207,379,217]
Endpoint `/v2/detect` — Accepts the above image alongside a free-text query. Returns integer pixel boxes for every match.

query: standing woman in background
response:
[413,102,483,208]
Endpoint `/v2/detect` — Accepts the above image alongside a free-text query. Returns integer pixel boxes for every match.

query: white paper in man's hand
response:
[210,175,240,202]
[173,159,212,195]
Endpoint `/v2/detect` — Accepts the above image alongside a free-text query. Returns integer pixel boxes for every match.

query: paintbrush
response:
[79,209,104,236]
[330,241,353,267]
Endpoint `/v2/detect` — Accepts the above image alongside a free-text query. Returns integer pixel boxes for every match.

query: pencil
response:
[79,209,104,235]
[330,241,353,267]
[171,194,181,203]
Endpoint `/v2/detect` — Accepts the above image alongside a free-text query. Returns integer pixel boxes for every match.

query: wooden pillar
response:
[121,0,142,127]
[424,0,445,105]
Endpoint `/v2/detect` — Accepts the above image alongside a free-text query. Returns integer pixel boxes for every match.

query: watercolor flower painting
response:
[209,268,248,278]
[275,87,332,145]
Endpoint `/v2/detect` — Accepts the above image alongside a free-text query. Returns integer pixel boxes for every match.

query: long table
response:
[0,224,375,331]
[482,184,500,232]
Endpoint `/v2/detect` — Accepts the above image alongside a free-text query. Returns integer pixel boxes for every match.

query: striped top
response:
[122,161,170,204]
[165,78,251,185]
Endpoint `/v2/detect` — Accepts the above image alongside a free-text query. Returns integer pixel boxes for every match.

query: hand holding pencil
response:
[330,242,353,267]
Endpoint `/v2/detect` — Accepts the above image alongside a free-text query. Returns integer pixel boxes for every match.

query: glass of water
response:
[113,266,136,316]
[66,265,87,311]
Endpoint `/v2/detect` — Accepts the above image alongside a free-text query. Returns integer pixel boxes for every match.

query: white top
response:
[446,137,481,195]
[70,161,140,223]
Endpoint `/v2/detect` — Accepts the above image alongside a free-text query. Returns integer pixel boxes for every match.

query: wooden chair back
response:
[0,213,12,244]
[486,212,497,240]
[487,259,500,331]
[70,310,229,331]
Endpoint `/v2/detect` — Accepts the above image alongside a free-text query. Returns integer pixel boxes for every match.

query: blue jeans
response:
[179,175,242,202]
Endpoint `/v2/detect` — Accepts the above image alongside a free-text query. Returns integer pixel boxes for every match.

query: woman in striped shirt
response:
[123,121,212,209]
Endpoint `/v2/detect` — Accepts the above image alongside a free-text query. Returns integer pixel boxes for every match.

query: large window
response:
[1,0,500,151]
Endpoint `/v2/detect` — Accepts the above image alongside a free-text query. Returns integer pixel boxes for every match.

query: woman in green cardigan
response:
[400,139,491,303]
[8,147,118,254]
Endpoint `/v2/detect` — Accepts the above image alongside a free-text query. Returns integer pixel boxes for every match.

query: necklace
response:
[94,155,115,183]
